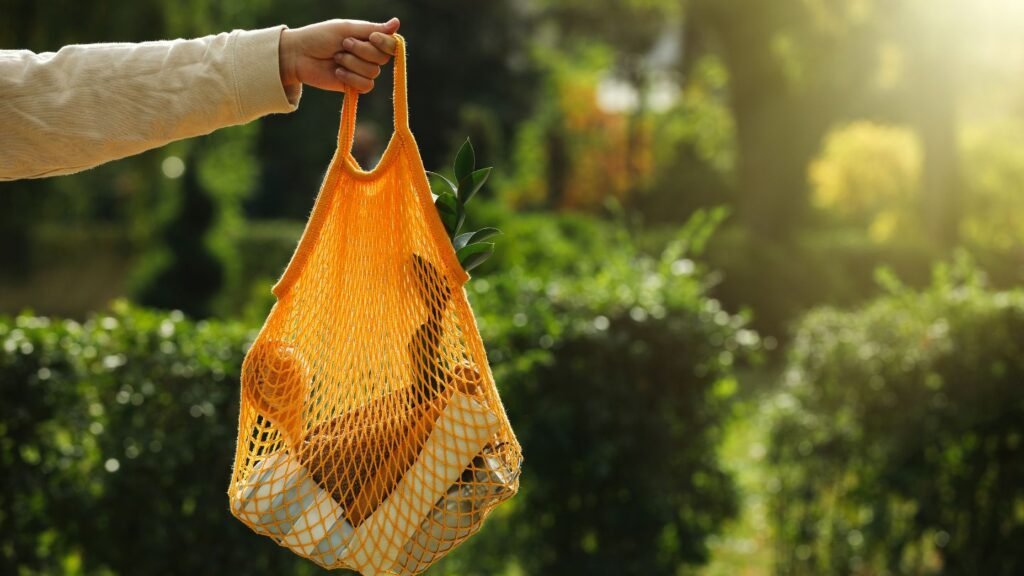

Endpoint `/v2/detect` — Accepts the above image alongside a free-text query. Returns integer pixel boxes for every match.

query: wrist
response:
[278,27,299,91]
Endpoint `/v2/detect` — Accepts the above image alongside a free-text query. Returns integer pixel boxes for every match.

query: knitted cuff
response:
[231,25,302,121]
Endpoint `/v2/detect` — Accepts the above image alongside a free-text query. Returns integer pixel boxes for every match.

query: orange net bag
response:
[228,34,521,576]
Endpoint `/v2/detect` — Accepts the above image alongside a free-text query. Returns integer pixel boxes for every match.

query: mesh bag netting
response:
[228,34,521,576]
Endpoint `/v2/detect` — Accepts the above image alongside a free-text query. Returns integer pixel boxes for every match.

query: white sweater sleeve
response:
[0,26,302,181]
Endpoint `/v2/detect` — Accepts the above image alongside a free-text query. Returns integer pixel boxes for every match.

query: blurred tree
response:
[960,122,1024,251]
[896,0,966,250]
[538,0,680,188]
[0,183,44,278]
[809,121,923,243]
[133,146,225,318]
[637,52,736,224]
[501,47,657,211]
[249,0,538,220]
[686,0,844,241]
[687,0,970,248]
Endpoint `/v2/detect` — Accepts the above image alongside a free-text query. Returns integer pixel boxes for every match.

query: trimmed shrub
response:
[0,303,330,575]
[769,256,1024,575]
[444,211,761,575]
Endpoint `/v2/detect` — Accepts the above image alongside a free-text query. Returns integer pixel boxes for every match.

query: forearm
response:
[0,26,300,181]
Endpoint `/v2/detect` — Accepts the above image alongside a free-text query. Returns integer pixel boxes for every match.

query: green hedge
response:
[0,304,318,575]
[446,211,762,574]
[768,256,1024,575]
[0,212,760,575]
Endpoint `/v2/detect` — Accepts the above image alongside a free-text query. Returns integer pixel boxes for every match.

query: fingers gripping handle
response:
[338,33,409,153]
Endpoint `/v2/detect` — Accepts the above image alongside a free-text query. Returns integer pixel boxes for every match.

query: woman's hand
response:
[279,18,400,95]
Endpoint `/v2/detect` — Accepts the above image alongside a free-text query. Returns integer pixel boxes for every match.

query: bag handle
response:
[337,33,409,154]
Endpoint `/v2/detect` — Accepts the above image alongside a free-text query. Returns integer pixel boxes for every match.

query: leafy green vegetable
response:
[456,242,495,273]
[454,227,502,251]
[458,167,492,204]
[428,138,501,274]
[453,138,475,184]
[426,171,457,198]
[434,192,459,234]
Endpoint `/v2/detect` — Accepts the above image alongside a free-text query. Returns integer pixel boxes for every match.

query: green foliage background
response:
[770,258,1024,575]
[0,214,759,575]
[3,0,1024,574]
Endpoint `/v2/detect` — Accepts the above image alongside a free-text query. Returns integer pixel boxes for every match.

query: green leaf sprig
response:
[427,138,500,274]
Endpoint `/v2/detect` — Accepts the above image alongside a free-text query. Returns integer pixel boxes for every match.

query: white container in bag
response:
[232,390,501,576]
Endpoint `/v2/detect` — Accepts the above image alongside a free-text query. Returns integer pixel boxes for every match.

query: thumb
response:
[345,17,400,39]
[378,17,401,34]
